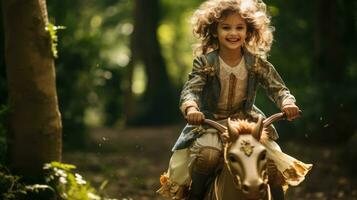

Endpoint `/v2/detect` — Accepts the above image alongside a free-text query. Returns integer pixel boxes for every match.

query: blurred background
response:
[1,0,356,199]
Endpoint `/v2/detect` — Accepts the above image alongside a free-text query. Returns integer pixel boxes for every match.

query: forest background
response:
[0,0,356,199]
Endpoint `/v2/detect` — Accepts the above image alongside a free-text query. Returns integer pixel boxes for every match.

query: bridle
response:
[202,112,289,200]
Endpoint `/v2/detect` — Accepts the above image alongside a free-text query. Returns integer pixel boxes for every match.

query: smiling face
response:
[216,12,247,52]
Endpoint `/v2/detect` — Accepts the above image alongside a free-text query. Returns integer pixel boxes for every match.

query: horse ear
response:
[253,115,263,140]
[227,118,238,139]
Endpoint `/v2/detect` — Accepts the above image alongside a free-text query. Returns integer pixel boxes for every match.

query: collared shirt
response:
[176,49,296,148]
[216,56,248,115]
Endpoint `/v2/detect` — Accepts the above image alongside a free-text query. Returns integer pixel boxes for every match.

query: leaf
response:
[99,180,108,191]
[25,184,54,193]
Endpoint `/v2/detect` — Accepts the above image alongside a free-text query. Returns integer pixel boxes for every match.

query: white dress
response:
[157,56,312,199]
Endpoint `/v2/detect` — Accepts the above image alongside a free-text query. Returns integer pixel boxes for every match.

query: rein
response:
[203,118,244,182]
[202,113,288,200]
[214,142,239,200]
[203,119,242,200]
[223,141,242,186]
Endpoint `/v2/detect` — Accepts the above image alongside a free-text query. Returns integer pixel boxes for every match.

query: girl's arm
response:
[179,55,208,117]
[256,57,296,110]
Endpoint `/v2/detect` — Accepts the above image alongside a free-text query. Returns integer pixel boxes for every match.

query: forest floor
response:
[63,125,357,200]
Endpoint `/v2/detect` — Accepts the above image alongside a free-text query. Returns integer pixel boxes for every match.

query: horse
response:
[202,113,287,200]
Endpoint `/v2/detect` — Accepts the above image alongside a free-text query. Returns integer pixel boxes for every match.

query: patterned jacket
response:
[172,49,296,151]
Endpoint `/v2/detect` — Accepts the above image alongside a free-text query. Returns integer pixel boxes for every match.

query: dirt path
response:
[64,125,357,200]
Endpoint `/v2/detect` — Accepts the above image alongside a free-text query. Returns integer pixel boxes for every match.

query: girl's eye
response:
[223,26,230,30]
[236,26,244,30]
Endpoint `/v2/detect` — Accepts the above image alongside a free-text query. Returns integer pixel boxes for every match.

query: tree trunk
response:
[0,6,7,105]
[2,0,62,176]
[130,0,177,124]
[123,32,137,124]
[313,0,347,83]
[312,0,355,142]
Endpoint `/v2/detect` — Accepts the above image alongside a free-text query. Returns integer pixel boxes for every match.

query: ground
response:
[63,125,357,200]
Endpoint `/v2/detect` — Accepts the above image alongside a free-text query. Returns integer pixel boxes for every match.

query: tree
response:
[311,0,356,142]
[2,0,62,176]
[128,0,178,125]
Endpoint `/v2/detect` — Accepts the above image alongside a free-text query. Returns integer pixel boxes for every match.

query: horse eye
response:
[229,155,237,162]
[260,150,267,160]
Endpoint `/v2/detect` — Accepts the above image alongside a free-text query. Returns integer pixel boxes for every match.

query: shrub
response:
[0,162,117,200]
[43,161,116,200]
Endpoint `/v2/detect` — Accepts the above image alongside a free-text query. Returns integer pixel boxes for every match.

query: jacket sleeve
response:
[256,57,296,110]
[179,55,208,116]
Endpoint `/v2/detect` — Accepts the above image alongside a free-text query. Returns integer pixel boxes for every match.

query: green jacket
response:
[172,49,296,151]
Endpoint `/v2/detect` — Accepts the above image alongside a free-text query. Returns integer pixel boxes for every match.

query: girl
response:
[157,0,312,199]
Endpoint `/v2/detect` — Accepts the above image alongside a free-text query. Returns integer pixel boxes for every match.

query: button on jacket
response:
[172,48,296,151]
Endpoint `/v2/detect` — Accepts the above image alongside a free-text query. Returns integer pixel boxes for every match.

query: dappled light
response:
[0,0,356,199]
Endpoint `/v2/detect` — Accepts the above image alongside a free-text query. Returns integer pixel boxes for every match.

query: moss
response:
[45,23,66,58]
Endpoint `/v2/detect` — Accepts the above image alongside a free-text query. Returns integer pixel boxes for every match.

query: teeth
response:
[227,39,239,42]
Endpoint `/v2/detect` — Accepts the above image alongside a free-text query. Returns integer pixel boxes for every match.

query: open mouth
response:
[226,38,240,43]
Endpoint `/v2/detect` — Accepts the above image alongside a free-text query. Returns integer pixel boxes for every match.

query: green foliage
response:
[0,166,53,200]
[46,0,133,148]
[0,167,26,200]
[0,162,116,200]
[43,161,116,200]
[46,23,66,59]
[40,0,356,142]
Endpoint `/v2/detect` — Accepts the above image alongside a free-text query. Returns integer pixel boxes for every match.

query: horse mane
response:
[229,119,269,142]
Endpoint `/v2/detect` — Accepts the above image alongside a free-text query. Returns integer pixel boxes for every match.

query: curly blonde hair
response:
[191,0,274,57]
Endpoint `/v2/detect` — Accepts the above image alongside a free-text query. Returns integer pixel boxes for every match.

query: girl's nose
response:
[229,29,238,35]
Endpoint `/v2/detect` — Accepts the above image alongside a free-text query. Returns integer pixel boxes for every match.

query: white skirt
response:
[157,131,312,199]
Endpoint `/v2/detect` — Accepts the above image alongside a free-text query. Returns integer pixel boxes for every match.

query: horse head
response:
[224,115,269,199]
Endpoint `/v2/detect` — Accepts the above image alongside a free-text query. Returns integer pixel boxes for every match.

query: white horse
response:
[203,113,287,200]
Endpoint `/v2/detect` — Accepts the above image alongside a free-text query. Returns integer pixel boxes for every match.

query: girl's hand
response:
[282,104,301,121]
[186,107,205,125]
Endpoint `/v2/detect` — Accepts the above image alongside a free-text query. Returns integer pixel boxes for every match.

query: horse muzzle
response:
[241,179,268,199]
